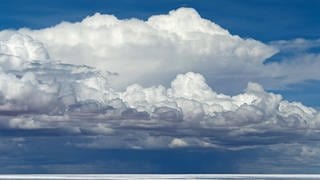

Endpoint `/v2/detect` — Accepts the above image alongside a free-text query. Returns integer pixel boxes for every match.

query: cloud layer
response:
[0,8,320,169]
[0,32,319,150]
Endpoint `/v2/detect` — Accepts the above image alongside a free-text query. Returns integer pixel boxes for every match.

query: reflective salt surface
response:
[0,174,319,180]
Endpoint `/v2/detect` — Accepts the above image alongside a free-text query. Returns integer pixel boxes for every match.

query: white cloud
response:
[169,138,188,148]
[8,117,41,129]
[0,33,49,70]
[0,8,319,155]
[1,8,318,94]
[4,8,278,90]
[263,38,320,88]
[269,38,320,52]
[0,54,317,149]
[0,70,58,113]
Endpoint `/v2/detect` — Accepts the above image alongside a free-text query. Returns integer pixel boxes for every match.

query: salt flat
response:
[0,174,319,180]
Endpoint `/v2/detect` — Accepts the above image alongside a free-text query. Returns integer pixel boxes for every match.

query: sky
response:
[0,0,320,173]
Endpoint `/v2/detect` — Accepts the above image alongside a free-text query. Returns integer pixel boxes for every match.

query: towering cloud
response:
[1,8,319,92]
[1,8,278,90]
[0,33,49,70]
[0,8,319,169]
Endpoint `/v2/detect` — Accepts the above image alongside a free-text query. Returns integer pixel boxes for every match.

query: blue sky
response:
[0,0,320,173]
[1,0,320,41]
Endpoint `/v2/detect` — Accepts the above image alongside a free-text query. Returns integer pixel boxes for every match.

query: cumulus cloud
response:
[0,7,319,164]
[1,8,319,94]
[0,35,319,150]
[0,33,49,70]
[169,138,188,148]
[0,8,316,96]
[0,8,280,91]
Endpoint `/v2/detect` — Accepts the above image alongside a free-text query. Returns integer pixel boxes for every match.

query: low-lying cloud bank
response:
[0,8,319,167]
[0,33,319,151]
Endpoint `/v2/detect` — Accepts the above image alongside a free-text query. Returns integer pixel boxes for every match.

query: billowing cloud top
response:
[0,8,319,160]
[1,8,280,89]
